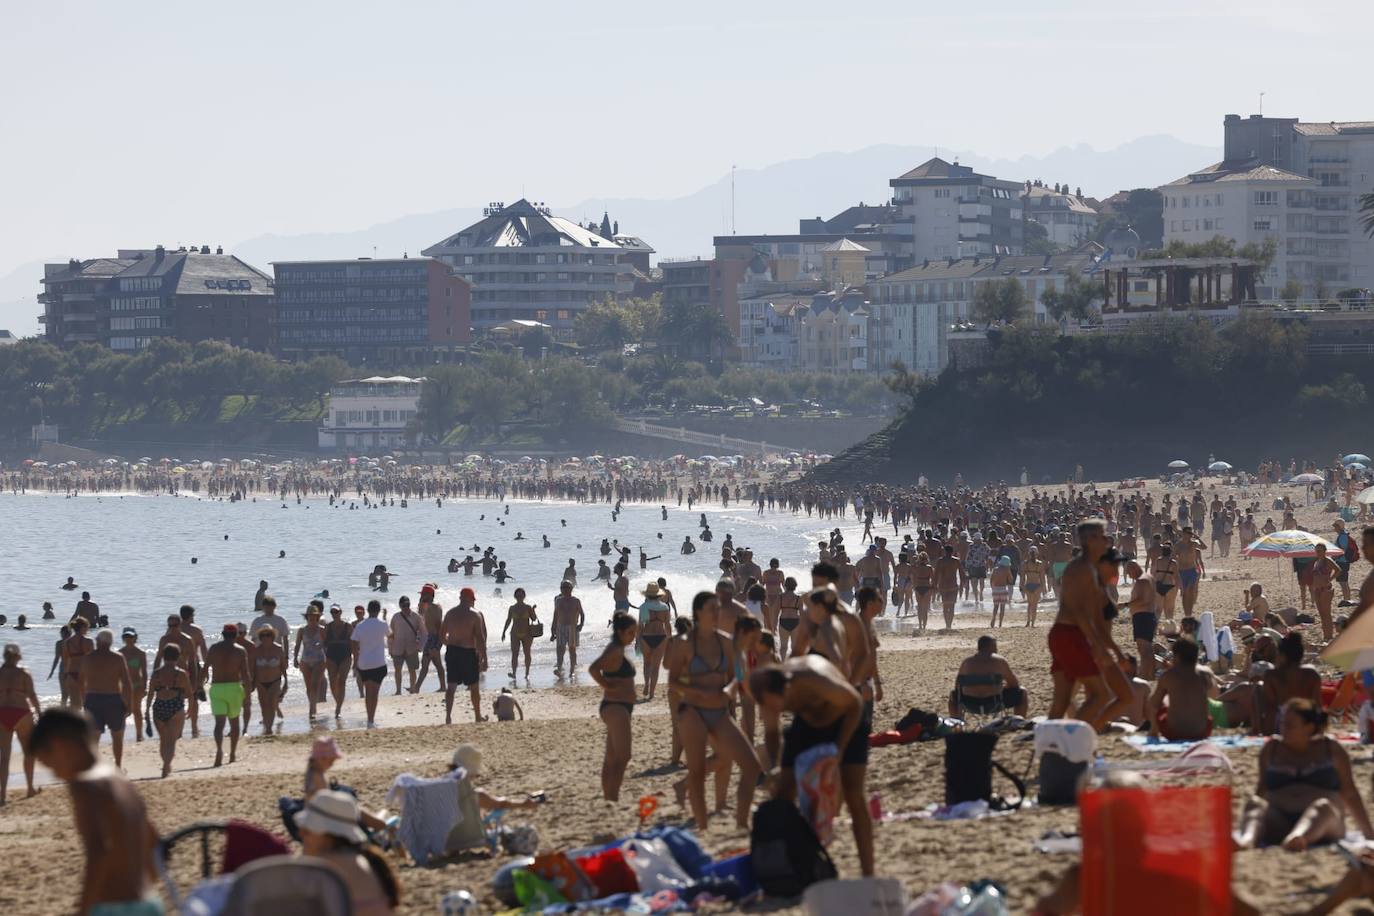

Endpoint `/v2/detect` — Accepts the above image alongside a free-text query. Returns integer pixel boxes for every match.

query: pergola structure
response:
[1100,257,1260,312]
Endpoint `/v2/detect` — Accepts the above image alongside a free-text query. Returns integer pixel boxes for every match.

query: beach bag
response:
[943,733,1024,809]
[574,846,639,897]
[803,877,907,916]
[750,798,836,898]
[530,851,596,902]
[513,869,567,909]
[1080,785,1232,916]
[621,838,691,894]
[635,826,711,880]
[1035,719,1096,806]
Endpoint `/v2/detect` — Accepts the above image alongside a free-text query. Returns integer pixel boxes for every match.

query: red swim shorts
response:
[1048,622,1099,681]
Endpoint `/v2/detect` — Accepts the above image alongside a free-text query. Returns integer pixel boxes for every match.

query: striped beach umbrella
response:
[1241,529,1340,559]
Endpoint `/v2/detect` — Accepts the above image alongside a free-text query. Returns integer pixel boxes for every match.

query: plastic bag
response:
[635,826,711,879]
[803,877,907,915]
[530,851,597,902]
[621,838,692,894]
[512,868,566,909]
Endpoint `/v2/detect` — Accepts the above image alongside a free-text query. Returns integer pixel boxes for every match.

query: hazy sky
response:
[2,0,1369,277]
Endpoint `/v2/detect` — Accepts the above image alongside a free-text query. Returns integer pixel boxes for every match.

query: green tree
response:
[1039,269,1102,322]
[658,298,734,365]
[1023,218,1060,256]
[971,278,1028,326]
[574,297,642,351]
[1280,279,1304,303]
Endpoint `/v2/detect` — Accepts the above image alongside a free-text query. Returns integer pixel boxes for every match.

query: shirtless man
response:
[608,565,632,614]
[1047,532,1074,598]
[1350,526,1374,626]
[1147,637,1218,741]
[155,615,197,735]
[79,631,133,768]
[552,581,584,675]
[735,549,762,594]
[62,618,95,709]
[714,578,749,637]
[205,625,251,766]
[1308,542,1342,641]
[562,558,578,585]
[948,635,1028,717]
[441,587,488,723]
[73,592,99,628]
[853,547,886,614]
[750,656,871,876]
[934,545,962,631]
[1174,526,1205,617]
[1117,560,1158,679]
[179,605,209,738]
[30,708,159,915]
[414,583,448,693]
[1048,519,1131,731]
[874,537,897,605]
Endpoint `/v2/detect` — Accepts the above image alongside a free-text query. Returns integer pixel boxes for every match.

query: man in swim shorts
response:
[205,625,250,767]
[414,584,448,694]
[442,588,487,724]
[1174,526,1205,617]
[552,580,584,675]
[80,629,133,768]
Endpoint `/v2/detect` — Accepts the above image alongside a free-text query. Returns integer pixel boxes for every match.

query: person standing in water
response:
[552,580,585,676]
[501,589,538,681]
[0,644,40,804]
[80,630,133,769]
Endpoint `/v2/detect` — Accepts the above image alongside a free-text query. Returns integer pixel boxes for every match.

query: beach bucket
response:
[1034,719,1096,806]
[803,877,906,916]
[1080,785,1232,916]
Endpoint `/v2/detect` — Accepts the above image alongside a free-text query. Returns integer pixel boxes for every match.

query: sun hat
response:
[450,743,482,777]
[293,790,366,844]
[310,736,342,761]
[997,555,1012,568]
[642,582,662,598]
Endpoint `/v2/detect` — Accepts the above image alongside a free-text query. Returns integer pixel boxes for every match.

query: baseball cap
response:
[420,583,436,597]
[121,627,138,639]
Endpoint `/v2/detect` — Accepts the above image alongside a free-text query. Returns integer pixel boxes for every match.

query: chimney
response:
[216,245,223,255]
[200,245,210,254]
[155,245,165,261]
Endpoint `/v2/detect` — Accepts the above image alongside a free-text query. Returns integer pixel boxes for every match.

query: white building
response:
[737,294,806,368]
[1161,114,1374,298]
[319,376,424,450]
[889,158,1024,262]
[1021,183,1099,248]
[1159,164,1318,299]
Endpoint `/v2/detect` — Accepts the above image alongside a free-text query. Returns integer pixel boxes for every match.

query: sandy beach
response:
[4,477,1373,914]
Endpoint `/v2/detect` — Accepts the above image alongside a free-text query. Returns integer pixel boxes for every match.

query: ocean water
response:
[1,492,848,704]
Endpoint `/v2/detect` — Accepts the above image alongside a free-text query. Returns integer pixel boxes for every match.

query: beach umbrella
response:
[1167,460,1189,470]
[1290,473,1324,486]
[1349,463,1368,472]
[1208,461,1232,472]
[1321,613,1374,671]
[1344,454,1371,466]
[1242,529,1340,559]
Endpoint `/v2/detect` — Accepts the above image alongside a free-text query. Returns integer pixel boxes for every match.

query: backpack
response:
[1345,533,1361,564]
[749,798,836,898]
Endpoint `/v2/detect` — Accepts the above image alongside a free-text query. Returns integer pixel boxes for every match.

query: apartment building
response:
[797,290,870,375]
[1161,113,1374,297]
[889,157,1024,262]
[272,258,471,366]
[39,246,274,352]
[422,199,650,337]
[1021,182,1099,248]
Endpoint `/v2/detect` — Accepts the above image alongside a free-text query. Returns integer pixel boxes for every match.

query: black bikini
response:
[600,655,636,715]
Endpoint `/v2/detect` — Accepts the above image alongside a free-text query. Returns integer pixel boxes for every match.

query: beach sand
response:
[4,479,1372,914]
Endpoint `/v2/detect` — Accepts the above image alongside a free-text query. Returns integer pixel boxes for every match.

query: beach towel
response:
[384,770,462,864]
[1216,627,1234,664]
[794,742,840,846]
[1124,734,1264,752]
[1198,611,1219,662]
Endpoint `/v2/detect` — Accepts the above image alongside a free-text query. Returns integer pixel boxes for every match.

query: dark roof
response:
[1295,121,1374,136]
[1163,162,1312,186]
[116,250,272,296]
[43,257,138,285]
[894,157,969,180]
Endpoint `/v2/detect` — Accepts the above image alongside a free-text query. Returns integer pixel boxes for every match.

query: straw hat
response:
[293,790,366,844]
[450,743,482,777]
[642,582,662,598]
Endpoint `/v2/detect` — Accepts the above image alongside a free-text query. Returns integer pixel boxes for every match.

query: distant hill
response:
[0,135,1219,336]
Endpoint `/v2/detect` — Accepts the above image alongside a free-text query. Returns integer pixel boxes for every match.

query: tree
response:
[1040,269,1102,323]
[574,297,641,351]
[1093,189,1164,249]
[1023,218,1060,257]
[884,360,927,407]
[658,298,734,365]
[1280,280,1304,303]
[971,278,1028,326]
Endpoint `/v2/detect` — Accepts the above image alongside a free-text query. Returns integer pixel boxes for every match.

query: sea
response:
[2,491,862,711]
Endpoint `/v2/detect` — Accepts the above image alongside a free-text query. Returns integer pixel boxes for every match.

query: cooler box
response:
[1035,719,1096,806]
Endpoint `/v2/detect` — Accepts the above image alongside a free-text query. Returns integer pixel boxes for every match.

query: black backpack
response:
[749,798,837,897]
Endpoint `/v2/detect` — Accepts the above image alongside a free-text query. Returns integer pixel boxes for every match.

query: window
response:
[110,316,163,330]
[934,188,951,198]
[1254,191,1278,206]
[1253,220,1271,232]
[1132,280,1150,292]
[1203,219,1213,231]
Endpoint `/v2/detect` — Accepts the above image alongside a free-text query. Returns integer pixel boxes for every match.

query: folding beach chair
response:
[954,673,1006,724]
[158,819,290,909]
[221,855,353,916]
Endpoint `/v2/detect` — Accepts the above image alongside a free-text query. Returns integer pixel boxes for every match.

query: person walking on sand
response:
[934,545,962,631]
[80,630,133,769]
[500,589,537,681]
[206,625,250,766]
[145,643,193,777]
[388,596,424,696]
[323,604,354,717]
[442,588,488,724]
[117,629,148,744]
[178,605,209,739]
[0,644,41,804]
[29,708,160,915]
[552,580,584,676]
[413,584,447,694]
[351,600,390,728]
[293,605,327,720]
[590,613,638,802]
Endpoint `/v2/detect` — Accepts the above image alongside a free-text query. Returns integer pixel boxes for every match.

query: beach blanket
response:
[795,742,840,846]
[1124,734,1264,752]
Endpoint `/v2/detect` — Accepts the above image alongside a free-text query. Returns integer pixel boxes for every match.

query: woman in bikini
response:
[990,556,1014,628]
[665,617,693,767]
[118,629,148,744]
[1022,547,1047,627]
[501,589,538,681]
[145,643,193,778]
[667,591,760,830]
[322,605,354,718]
[294,606,328,721]
[63,618,94,709]
[0,644,40,804]
[1236,698,1372,850]
[892,552,914,617]
[761,559,785,631]
[776,577,803,657]
[254,627,288,734]
[588,613,637,802]
[637,582,672,700]
[912,551,935,633]
[732,615,764,743]
[1150,544,1179,621]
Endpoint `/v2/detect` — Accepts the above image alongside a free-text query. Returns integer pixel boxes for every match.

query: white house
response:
[319,376,425,450]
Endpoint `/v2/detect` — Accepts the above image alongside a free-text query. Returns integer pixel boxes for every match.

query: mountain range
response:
[0,135,1218,337]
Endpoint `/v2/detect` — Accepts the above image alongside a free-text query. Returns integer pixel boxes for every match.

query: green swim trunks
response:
[1051,561,1068,581]
[208,681,245,716]
[1207,697,1229,729]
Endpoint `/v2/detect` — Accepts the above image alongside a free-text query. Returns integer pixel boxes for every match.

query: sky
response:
[1,0,1370,280]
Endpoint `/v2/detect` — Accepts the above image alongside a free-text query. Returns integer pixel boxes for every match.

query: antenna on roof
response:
[1259,91,1265,116]
[731,165,737,236]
